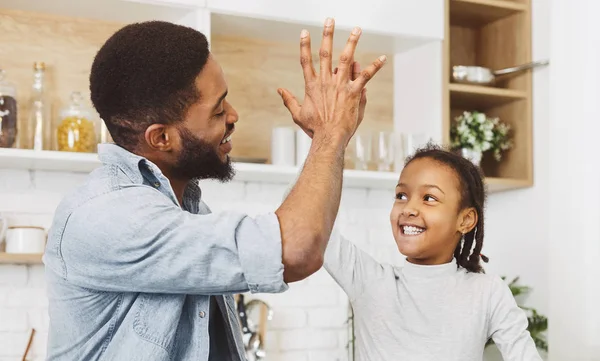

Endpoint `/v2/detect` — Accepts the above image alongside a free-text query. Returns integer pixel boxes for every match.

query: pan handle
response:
[493,60,549,76]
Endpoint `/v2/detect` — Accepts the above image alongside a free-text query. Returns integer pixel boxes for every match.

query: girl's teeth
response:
[403,226,424,235]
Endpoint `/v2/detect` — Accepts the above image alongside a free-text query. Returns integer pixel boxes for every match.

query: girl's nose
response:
[401,206,419,217]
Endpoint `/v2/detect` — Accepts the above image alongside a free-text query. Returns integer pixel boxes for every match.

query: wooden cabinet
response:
[206,0,443,40]
[443,0,535,191]
[0,0,439,166]
[0,0,535,193]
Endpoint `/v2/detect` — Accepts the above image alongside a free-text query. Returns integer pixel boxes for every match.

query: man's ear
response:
[458,207,478,234]
[144,124,176,151]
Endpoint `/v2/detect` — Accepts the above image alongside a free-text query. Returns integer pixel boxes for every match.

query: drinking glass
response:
[353,131,372,170]
[374,131,395,171]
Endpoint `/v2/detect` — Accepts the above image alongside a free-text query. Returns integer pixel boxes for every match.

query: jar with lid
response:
[0,68,18,148]
[55,91,100,153]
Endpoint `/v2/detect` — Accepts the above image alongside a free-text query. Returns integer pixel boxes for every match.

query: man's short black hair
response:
[90,21,210,150]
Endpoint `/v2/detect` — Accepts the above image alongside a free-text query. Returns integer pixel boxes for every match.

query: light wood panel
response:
[480,100,530,180]
[211,35,394,161]
[449,83,526,109]
[0,252,43,265]
[444,0,533,186]
[450,0,527,27]
[0,8,394,162]
[478,11,530,90]
[449,25,478,70]
[0,8,122,148]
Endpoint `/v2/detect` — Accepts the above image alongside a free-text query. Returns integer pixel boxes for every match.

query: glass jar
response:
[55,91,99,153]
[0,69,18,148]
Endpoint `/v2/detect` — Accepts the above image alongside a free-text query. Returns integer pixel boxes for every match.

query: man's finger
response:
[319,17,335,81]
[299,29,316,82]
[352,55,387,91]
[357,88,367,126]
[352,62,361,81]
[336,27,361,82]
[278,88,302,119]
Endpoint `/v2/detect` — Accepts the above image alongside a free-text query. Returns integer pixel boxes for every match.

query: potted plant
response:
[450,111,513,167]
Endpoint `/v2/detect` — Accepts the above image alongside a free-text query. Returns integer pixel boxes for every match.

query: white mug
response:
[271,127,296,166]
[5,226,47,254]
[295,129,312,166]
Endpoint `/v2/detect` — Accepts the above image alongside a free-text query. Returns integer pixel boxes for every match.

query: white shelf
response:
[1,0,197,24]
[0,148,398,189]
[208,0,444,51]
[0,149,530,192]
[1,0,439,54]
[210,13,427,54]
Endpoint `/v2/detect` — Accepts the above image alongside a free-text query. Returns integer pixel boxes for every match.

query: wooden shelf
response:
[444,0,533,188]
[485,177,531,192]
[449,83,527,110]
[450,0,528,27]
[0,253,43,265]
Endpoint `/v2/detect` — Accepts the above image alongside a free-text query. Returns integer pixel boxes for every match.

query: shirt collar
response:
[401,258,458,278]
[98,143,149,184]
[97,143,202,210]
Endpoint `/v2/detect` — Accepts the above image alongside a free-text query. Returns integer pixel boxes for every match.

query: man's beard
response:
[172,127,235,182]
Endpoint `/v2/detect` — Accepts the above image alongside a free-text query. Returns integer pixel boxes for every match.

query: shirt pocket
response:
[133,293,186,352]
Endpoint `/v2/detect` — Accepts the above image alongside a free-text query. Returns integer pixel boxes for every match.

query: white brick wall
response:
[0,264,48,361]
[0,169,398,360]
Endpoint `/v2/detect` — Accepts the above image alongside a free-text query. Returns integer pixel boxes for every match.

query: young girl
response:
[325,143,542,361]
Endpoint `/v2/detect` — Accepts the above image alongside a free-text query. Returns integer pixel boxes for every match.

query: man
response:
[43,18,386,360]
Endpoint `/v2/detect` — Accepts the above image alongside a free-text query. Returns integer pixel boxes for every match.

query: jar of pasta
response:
[56,91,99,153]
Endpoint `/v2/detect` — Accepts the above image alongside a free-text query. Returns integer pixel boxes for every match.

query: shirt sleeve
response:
[488,276,543,361]
[323,227,383,301]
[49,185,288,295]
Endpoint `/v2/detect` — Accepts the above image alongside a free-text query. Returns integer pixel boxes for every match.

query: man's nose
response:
[225,101,238,125]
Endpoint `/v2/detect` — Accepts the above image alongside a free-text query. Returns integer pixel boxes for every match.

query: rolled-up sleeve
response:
[52,186,288,295]
[236,212,287,293]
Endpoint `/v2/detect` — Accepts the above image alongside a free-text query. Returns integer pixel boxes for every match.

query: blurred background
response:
[0,0,597,360]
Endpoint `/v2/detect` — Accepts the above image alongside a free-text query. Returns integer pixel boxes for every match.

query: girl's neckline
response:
[401,258,458,278]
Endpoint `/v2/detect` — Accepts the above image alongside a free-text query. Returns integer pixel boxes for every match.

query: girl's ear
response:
[458,207,478,234]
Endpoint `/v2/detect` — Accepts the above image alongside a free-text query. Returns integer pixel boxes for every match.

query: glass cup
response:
[352,131,372,170]
[373,131,395,172]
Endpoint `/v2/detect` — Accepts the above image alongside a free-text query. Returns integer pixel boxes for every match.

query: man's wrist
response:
[311,130,351,151]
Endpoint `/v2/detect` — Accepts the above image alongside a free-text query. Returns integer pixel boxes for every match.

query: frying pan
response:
[452,60,549,85]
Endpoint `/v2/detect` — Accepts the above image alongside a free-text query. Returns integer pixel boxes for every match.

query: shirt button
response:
[153,182,160,188]
[199,311,206,318]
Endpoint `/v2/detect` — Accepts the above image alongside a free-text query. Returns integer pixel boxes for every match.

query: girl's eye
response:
[395,192,407,201]
[424,194,437,202]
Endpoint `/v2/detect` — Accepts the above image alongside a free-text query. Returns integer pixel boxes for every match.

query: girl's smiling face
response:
[390,157,477,265]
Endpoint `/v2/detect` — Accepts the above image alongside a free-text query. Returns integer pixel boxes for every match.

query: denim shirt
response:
[43,143,288,361]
